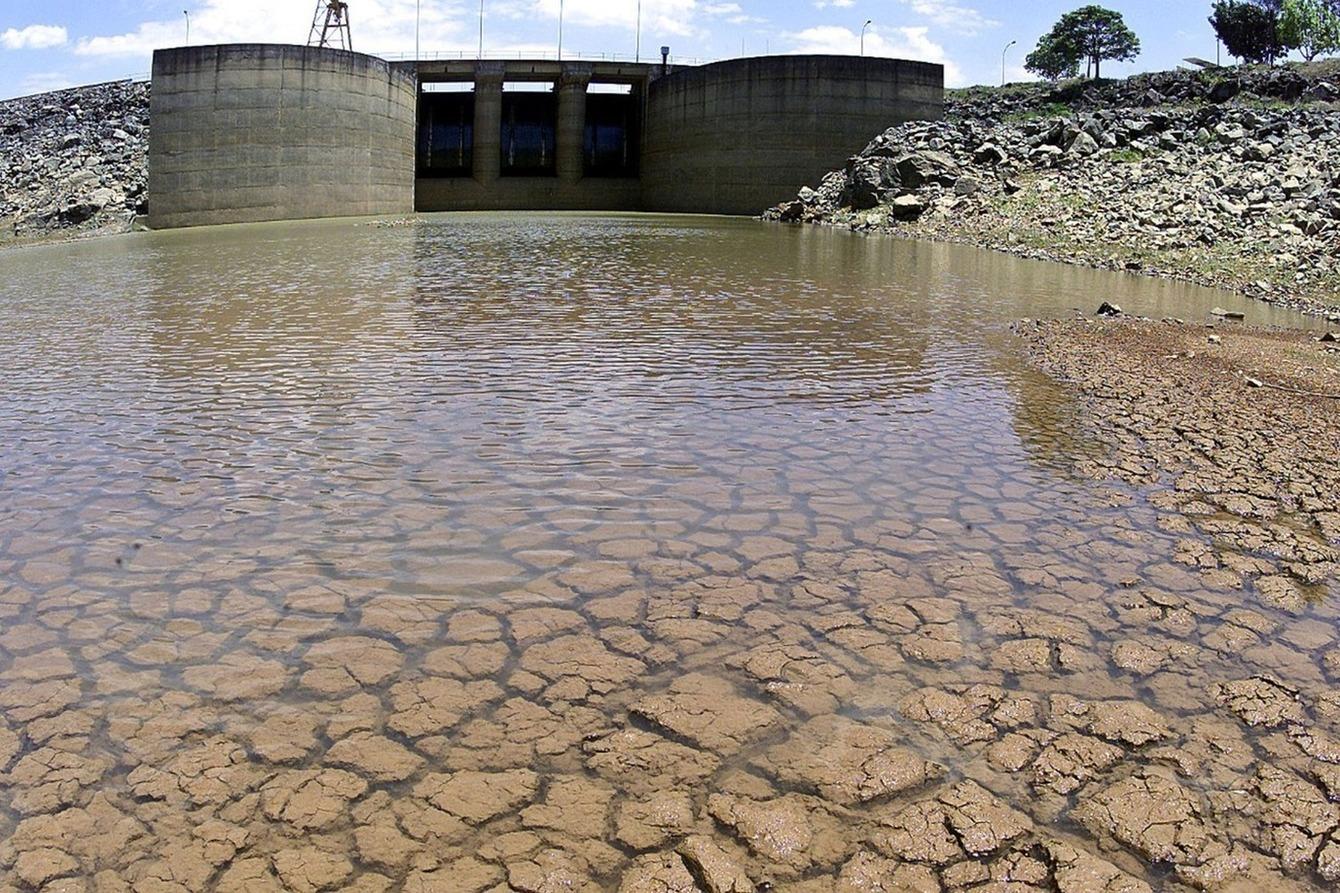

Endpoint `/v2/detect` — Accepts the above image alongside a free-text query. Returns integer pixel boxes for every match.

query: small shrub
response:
[1108,147,1145,163]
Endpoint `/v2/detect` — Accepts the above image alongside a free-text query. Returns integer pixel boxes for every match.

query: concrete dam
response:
[147,44,944,229]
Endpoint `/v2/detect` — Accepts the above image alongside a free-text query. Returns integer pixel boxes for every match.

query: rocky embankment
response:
[0,80,149,246]
[769,62,1340,317]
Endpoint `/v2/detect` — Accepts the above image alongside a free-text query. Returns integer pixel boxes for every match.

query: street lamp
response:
[183,10,190,46]
[636,0,642,62]
[1002,39,1017,86]
[860,19,872,57]
[415,0,420,60]
[478,0,484,58]
[558,0,564,60]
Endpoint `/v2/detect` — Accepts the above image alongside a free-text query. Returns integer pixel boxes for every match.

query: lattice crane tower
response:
[308,0,353,51]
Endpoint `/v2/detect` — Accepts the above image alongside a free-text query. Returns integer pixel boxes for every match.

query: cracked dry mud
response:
[3,220,1340,892]
[5,407,1337,893]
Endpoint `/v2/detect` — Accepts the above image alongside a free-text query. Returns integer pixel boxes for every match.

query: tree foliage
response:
[1024,33,1083,80]
[1279,0,1340,59]
[1210,0,1286,64]
[1025,5,1140,81]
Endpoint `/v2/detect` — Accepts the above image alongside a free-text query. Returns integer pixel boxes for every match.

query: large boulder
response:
[888,194,927,220]
[1209,78,1241,103]
[892,151,959,189]
[1067,131,1100,156]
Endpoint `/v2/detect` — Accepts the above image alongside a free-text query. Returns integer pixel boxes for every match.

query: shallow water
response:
[0,215,1335,891]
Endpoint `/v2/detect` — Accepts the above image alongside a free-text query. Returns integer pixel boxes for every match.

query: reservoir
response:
[0,215,1333,891]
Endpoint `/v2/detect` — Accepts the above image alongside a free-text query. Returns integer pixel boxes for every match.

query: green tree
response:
[1026,5,1141,80]
[1210,0,1286,64]
[1024,32,1083,80]
[1279,0,1340,59]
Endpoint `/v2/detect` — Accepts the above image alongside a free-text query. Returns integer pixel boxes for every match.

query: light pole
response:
[860,19,872,57]
[415,0,420,60]
[183,10,190,46]
[1002,39,1017,86]
[558,0,564,60]
[478,0,484,58]
[636,0,642,62]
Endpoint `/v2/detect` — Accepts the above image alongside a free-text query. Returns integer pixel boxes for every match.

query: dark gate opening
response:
[584,86,639,177]
[417,86,474,178]
[501,86,557,177]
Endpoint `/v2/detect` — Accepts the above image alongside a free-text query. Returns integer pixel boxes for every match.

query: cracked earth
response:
[2,222,1338,891]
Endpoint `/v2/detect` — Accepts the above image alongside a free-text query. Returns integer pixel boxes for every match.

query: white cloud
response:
[701,2,762,24]
[2,24,69,50]
[530,0,700,38]
[813,0,856,8]
[17,72,79,95]
[75,0,469,58]
[897,0,998,36]
[1003,63,1038,86]
[785,24,964,86]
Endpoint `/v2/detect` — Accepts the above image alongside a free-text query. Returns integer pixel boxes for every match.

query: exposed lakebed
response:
[0,214,1334,891]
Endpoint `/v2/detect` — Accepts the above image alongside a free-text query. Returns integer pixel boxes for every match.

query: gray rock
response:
[894,151,959,188]
[954,177,981,196]
[1068,131,1100,156]
[1210,79,1241,103]
[973,143,1007,165]
[1247,141,1275,161]
[889,194,927,220]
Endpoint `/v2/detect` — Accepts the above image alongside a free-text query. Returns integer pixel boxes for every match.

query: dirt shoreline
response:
[1016,316,1340,599]
[769,62,1340,321]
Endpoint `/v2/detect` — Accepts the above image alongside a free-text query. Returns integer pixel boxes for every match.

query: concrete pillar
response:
[473,64,505,184]
[556,66,593,184]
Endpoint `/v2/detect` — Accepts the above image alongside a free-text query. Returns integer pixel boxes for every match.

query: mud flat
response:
[1017,316,1340,597]
[1,217,1338,891]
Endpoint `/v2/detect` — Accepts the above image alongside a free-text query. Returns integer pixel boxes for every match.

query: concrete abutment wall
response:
[148,44,416,229]
[642,55,944,215]
[146,46,943,226]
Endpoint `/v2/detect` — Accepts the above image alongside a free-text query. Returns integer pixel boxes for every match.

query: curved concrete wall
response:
[642,55,943,215]
[149,44,416,229]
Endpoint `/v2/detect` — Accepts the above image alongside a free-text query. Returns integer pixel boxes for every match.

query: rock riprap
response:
[1,80,148,244]
[768,62,1340,317]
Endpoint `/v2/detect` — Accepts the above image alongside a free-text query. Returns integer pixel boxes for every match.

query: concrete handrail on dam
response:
[147,45,944,227]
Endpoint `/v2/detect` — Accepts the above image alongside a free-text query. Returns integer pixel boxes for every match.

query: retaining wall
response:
[148,44,416,228]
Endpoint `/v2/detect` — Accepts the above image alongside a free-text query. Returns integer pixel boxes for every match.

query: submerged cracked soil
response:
[1,218,1338,892]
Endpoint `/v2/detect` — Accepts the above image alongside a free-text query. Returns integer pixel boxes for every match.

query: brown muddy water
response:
[0,214,1335,892]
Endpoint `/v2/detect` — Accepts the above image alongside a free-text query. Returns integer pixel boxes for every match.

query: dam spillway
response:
[147,44,944,229]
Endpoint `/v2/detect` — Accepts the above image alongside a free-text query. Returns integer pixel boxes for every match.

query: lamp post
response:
[860,19,872,57]
[557,0,564,60]
[183,10,190,45]
[636,0,642,62]
[478,0,484,58]
[415,0,420,60]
[1002,39,1017,86]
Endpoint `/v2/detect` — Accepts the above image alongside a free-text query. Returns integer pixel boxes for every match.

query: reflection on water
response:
[0,215,1334,891]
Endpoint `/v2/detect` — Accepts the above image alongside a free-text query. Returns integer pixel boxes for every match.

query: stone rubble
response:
[0,80,148,244]
[768,62,1340,316]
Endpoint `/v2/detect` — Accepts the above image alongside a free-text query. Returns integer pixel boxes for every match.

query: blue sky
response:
[2,0,1230,99]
